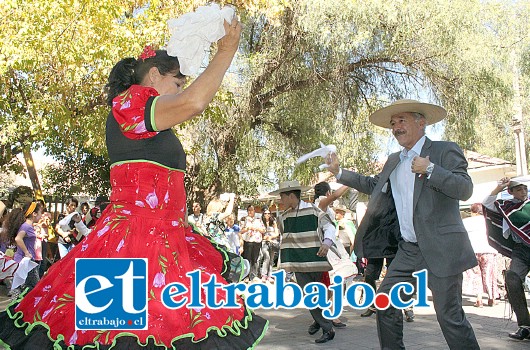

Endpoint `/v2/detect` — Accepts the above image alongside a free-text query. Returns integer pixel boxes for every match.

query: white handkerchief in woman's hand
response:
[167,3,235,76]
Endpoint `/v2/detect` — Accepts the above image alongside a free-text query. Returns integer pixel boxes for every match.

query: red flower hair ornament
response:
[139,45,156,61]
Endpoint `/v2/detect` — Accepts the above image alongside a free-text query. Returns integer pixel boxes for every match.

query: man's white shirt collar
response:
[400,135,426,160]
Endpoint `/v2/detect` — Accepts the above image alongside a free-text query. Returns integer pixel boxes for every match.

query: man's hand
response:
[411,156,431,174]
[317,243,330,257]
[497,177,510,189]
[491,176,510,195]
[325,152,341,176]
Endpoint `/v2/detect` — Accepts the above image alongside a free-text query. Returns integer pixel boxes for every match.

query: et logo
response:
[75,258,148,330]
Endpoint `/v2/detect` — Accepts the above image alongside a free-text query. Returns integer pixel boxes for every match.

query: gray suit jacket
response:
[340,137,477,277]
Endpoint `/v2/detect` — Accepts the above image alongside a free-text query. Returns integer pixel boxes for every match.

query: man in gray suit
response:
[326,99,479,349]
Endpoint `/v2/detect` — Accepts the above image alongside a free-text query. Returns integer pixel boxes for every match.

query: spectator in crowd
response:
[224,214,241,255]
[86,206,101,229]
[333,203,356,256]
[0,200,7,253]
[482,177,530,340]
[2,201,45,298]
[313,181,356,328]
[36,211,54,277]
[0,200,15,293]
[240,205,265,282]
[204,193,236,248]
[86,196,109,229]
[7,186,34,210]
[55,197,89,258]
[260,208,279,283]
[80,202,90,224]
[33,213,48,277]
[462,203,499,308]
[188,201,207,235]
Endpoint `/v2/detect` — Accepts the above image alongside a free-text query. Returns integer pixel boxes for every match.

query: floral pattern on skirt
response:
[0,162,267,349]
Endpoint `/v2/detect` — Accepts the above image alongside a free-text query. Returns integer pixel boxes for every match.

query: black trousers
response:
[242,241,262,279]
[295,271,333,332]
[376,241,479,350]
[505,243,530,326]
[365,257,393,291]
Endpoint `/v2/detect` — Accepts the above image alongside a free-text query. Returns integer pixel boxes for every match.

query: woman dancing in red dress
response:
[0,17,267,350]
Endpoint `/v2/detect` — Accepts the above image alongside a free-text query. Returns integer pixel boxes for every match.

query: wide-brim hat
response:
[369,99,447,129]
[269,180,311,196]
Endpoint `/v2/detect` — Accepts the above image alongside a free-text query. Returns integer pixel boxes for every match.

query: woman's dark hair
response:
[314,182,331,202]
[262,211,275,227]
[2,201,44,245]
[105,50,184,106]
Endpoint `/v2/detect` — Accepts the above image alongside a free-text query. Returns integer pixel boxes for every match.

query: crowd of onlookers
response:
[188,197,282,283]
[187,187,360,284]
[0,185,527,331]
[0,193,109,298]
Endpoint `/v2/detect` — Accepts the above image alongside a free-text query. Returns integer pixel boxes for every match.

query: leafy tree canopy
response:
[1,0,529,205]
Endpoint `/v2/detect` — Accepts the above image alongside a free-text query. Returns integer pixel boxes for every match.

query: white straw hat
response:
[369,99,447,129]
[269,180,311,196]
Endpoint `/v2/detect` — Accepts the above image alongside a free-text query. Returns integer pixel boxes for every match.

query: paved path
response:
[1,284,529,349]
[254,293,529,349]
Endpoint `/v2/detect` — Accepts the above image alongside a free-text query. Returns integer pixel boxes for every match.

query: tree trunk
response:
[22,148,44,201]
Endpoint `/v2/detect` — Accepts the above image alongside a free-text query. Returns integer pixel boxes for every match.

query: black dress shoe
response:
[404,309,415,322]
[308,321,320,335]
[360,307,376,317]
[332,320,347,328]
[315,329,335,343]
[508,326,530,340]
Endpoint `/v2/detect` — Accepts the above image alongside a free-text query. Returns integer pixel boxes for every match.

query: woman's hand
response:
[218,17,241,54]
[24,252,32,259]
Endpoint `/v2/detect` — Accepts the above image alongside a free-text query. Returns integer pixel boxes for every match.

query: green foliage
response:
[0,171,16,199]
[1,0,530,201]
[41,147,111,196]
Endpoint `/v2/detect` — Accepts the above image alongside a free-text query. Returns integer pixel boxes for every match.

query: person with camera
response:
[55,197,89,258]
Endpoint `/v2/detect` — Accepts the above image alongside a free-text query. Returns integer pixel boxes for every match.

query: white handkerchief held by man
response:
[167,3,236,75]
[296,142,337,170]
